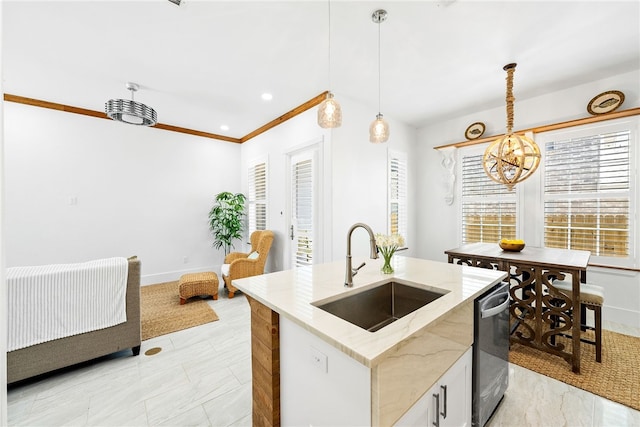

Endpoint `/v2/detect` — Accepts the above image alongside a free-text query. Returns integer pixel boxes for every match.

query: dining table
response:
[445,242,591,373]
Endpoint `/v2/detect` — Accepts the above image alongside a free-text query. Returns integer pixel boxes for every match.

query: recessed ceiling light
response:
[220,125,229,131]
[261,93,273,101]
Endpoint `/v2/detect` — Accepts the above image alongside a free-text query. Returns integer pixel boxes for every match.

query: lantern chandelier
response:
[105,82,157,126]
[369,9,389,143]
[483,63,540,190]
[317,1,342,128]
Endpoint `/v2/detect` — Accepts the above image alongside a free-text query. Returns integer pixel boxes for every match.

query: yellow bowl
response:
[499,241,525,252]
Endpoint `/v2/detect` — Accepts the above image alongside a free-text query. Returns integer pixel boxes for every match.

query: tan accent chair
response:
[223,230,274,298]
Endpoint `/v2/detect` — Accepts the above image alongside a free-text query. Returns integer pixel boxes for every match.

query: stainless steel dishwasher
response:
[472,282,510,427]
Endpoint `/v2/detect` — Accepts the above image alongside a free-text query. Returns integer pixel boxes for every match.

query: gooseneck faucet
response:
[345,223,379,287]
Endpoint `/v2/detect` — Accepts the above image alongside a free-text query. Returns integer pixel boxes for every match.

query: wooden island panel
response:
[247,296,280,427]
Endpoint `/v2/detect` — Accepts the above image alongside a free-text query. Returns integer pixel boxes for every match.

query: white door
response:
[287,146,321,269]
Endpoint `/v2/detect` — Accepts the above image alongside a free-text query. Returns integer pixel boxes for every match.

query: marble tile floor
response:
[7,293,640,427]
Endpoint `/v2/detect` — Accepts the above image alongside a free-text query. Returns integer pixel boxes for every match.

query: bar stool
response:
[551,280,604,362]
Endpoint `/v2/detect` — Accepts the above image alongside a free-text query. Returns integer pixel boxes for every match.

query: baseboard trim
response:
[141,265,221,286]
[602,305,640,329]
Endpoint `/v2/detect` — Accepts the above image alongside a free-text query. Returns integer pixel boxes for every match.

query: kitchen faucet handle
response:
[352,262,366,276]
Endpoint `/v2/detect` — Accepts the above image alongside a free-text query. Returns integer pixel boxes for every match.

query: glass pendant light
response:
[369,9,389,143]
[318,92,342,128]
[317,1,342,128]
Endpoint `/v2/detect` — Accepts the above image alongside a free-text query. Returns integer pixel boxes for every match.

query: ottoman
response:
[179,272,219,305]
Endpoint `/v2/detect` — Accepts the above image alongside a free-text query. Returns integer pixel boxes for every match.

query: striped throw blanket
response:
[7,257,129,352]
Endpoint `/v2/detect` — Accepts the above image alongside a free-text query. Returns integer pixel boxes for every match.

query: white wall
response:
[239,105,331,273]
[240,93,418,273]
[416,69,640,327]
[0,1,8,421]
[3,90,420,288]
[330,94,418,261]
[4,102,241,284]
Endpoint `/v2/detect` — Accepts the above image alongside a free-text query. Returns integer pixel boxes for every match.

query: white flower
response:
[375,233,405,252]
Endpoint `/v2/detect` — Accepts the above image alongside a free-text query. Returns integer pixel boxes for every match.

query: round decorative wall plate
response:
[587,90,625,115]
[465,122,485,140]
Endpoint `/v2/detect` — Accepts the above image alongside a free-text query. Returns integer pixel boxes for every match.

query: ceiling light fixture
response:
[369,9,389,143]
[261,93,273,101]
[105,82,157,126]
[317,0,342,129]
[483,63,541,190]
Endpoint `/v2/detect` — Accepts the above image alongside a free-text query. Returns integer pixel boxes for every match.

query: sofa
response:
[7,257,141,384]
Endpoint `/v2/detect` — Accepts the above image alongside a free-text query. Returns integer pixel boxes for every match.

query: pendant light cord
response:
[377,15,381,115]
[327,0,332,89]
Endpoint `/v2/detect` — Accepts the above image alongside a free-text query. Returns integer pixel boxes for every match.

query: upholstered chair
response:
[552,279,604,362]
[221,230,274,298]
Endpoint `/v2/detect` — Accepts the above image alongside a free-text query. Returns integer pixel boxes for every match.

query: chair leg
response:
[228,291,235,299]
[594,305,602,362]
[580,303,588,332]
[180,297,187,305]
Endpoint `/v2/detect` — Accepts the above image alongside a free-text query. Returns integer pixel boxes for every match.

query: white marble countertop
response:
[233,256,506,367]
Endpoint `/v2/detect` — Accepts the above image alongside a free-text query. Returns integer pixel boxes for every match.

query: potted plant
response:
[208,192,246,256]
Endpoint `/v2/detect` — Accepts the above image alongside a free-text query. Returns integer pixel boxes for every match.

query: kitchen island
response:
[233,256,506,426]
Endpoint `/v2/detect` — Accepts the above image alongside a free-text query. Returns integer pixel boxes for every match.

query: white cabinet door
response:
[395,389,431,427]
[432,347,473,427]
[395,347,472,427]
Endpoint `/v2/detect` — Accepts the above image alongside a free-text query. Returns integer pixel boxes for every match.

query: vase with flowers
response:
[375,233,405,274]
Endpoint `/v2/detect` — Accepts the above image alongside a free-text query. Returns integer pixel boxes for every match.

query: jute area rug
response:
[141,281,219,341]
[509,329,640,411]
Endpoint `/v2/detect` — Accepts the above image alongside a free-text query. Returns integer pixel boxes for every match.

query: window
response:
[460,150,517,243]
[291,153,314,267]
[540,121,635,267]
[457,117,638,269]
[248,158,267,234]
[388,151,408,240]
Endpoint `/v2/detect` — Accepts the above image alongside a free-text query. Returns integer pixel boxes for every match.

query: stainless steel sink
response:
[313,280,449,332]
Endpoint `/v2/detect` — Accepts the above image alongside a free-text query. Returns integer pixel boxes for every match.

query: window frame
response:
[290,150,315,267]
[247,155,268,235]
[457,145,523,245]
[456,117,638,269]
[388,150,408,243]
[534,118,638,268]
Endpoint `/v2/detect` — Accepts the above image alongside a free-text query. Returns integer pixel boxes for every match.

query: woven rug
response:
[509,329,640,410]
[141,281,218,340]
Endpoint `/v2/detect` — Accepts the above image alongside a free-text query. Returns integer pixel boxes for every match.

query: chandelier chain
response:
[505,65,515,134]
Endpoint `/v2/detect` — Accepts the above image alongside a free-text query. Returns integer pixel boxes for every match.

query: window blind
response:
[461,154,517,243]
[389,152,408,239]
[293,158,313,267]
[544,130,630,257]
[248,161,267,232]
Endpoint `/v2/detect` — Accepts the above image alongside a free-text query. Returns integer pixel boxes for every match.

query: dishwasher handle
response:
[481,292,510,319]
